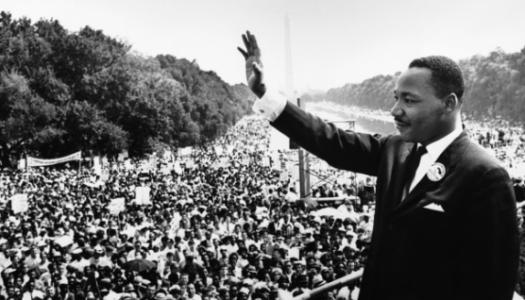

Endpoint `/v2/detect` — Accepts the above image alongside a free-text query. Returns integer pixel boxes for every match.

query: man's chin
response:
[397,131,416,143]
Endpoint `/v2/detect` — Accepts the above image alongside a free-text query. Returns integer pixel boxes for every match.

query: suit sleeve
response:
[270,101,386,176]
[454,167,519,300]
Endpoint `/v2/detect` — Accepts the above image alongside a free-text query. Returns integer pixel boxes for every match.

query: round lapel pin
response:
[426,162,446,182]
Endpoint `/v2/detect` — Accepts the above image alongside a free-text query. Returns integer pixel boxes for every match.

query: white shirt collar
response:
[422,125,463,162]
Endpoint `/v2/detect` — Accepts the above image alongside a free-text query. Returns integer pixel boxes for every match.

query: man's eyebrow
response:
[394,90,419,98]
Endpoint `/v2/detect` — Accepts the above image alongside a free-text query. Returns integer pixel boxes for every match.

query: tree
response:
[0,12,253,164]
[0,72,62,166]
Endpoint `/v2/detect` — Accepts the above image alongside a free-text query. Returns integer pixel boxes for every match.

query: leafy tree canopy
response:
[0,12,254,167]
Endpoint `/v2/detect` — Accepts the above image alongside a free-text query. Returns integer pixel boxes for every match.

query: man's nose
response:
[390,100,403,117]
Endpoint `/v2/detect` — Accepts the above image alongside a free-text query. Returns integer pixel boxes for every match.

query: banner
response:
[108,197,125,215]
[27,151,81,167]
[11,194,28,214]
[135,186,151,205]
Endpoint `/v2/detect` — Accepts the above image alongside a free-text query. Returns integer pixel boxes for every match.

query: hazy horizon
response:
[2,0,525,93]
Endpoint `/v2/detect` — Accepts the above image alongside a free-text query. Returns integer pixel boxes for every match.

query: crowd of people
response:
[0,116,376,300]
[0,112,523,300]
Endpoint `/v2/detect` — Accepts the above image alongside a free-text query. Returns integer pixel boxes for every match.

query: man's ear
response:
[443,93,460,112]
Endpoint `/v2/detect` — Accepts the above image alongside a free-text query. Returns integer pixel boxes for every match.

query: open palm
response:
[238,31,266,98]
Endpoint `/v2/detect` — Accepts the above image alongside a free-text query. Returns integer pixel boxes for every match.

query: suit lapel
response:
[387,143,417,211]
[391,132,468,217]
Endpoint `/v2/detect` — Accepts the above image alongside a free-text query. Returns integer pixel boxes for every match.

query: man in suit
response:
[238,31,519,300]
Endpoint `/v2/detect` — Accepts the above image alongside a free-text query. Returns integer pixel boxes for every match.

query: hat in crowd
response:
[169,284,181,293]
[101,277,112,285]
[239,287,250,295]
[246,265,256,273]
[94,245,104,254]
[243,278,254,287]
[293,259,306,266]
[135,276,151,286]
[253,282,270,292]
[71,247,82,255]
[312,274,326,288]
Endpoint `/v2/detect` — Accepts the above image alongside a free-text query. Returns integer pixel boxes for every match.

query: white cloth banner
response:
[108,197,125,215]
[11,194,28,214]
[27,151,81,167]
[135,187,151,205]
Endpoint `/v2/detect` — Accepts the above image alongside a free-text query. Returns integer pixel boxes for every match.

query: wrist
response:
[254,83,267,98]
[252,90,287,121]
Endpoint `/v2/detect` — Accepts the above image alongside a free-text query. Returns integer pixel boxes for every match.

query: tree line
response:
[0,12,255,167]
[302,47,525,124]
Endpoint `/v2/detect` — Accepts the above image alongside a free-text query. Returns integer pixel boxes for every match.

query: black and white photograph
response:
[0,0,524,299]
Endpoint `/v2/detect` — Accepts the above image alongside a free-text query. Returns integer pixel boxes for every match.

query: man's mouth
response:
[394,119,409,128]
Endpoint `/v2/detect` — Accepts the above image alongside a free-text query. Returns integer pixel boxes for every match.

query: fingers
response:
[242,32,251,53]
[237,47,248,59]
[239,30,261,58]
[248,32,260,55]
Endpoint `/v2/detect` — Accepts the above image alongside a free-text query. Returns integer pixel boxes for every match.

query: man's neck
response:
[422,117,463,147]
[423,118,463,159]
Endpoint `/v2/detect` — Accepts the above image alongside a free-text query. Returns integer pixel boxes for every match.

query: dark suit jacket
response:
[271,102,519,300]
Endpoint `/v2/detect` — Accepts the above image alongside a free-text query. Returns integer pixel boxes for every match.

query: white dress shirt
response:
[252,90,287,121]
[408,125,463,193]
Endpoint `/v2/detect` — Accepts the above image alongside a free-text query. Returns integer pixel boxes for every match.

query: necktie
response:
[403,144,427,197]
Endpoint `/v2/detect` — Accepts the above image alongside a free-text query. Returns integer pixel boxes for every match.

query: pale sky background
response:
[2,0,525,93]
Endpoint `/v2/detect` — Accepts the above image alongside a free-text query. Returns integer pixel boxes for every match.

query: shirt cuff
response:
[252,90,287,122]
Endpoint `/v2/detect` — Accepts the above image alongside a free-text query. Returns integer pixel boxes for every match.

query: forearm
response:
[269,101,384,175]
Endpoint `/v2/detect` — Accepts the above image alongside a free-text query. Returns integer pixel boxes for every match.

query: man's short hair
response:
[408,56,464,100]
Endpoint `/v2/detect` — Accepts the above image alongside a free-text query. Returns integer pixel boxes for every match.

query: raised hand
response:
[238,31,266,98]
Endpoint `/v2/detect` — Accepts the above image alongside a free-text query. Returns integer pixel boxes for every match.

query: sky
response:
[2,0,525,93]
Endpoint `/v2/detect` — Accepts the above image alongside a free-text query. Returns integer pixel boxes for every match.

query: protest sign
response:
[11,194,28,213]
[93,156,102,176]
[261,156,270,167]
[214,146,223,155]
[118,150,128,161]
[124,159,133,170]
[17,159,26,170]
[135,186,151,205]
[173,162,183,175]
[108,197,125,215]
